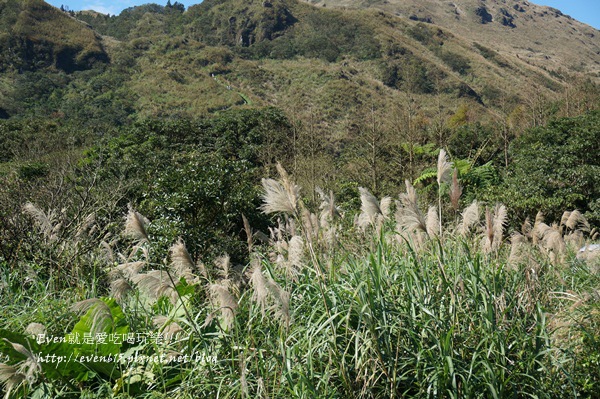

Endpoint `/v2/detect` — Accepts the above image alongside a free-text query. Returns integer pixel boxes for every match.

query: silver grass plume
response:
[449,169,462,212]
[532,212,548,245]
[508,233,529,269]
[492,204,507,250]
[215,255,231,280]
[357,187,382,229]
[301,207,319,242]
[131,271,178,304]
[24,323,46,337]
[565,210,590,232]
[565,230,585,250]
[380,196,393,220]
[541,226,566,255]
[481,204,506,252]
[460,200,479,235]
[153,316,184,339]
[401,179,418,206]
[108,261,145,280]
[260,163,299,216]
[75,213,96,239]
[426,206,440,238]
[316,187,340,225]
[437,149,453,186]
[110,279,133,303]
[8,341,40,382]
[124,206,149,242]
[437,149,453,236]
[195,260,208,279]
[316,187,339,248]
[265,277,291,327]
[521,217,533,238]
[483,207,494,253]
[22,202,59,242]
[242,214,253,253]
[72,299,114,335]
[287,235,304,278]
[533,222,551,245]
[396,180,427,234]
[0,363,26,397]
[100,241,115,263]
[560,211,571,231]
[208,282,238,330]
[169,239,198,284]
[249,260,269,316]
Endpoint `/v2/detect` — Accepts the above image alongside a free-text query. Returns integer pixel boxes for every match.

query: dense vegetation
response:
[1,0,600,397]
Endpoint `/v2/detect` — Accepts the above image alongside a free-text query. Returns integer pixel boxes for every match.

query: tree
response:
[492,111,600,226]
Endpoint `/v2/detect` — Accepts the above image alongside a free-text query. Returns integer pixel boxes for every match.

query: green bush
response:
[491,111,600,225]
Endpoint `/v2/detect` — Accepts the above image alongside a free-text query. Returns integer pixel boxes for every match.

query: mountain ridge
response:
[307,0,600,78]
[0,0,598,126]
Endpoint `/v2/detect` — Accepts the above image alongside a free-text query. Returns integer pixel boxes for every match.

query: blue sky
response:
[45,0,600,30]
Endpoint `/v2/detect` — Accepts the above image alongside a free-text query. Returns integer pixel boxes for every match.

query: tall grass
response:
[1,165,599,398]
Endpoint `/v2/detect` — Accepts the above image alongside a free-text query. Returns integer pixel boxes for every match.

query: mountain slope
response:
[309,0,600,79]
[0,0,108,72]
[1,0,598,127]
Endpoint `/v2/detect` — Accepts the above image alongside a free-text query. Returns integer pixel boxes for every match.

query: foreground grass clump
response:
[1,163,599,398]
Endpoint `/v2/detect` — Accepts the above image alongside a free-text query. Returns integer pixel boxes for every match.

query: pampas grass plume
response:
[437,149,452,186]
[124,206,149,242]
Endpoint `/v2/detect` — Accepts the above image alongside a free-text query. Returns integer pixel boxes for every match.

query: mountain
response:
[309,0,600,78]
[0,0,108,72]
[0,0,598,126]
